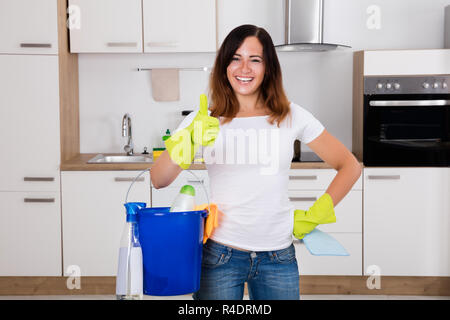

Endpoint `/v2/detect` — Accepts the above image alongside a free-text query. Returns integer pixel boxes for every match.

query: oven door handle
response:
[369,100,450,107]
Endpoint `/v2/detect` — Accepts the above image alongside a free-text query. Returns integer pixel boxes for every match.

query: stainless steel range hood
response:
[275,0,350,52]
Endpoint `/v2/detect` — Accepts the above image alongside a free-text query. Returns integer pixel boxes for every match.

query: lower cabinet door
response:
[61,171,150,276]
[0,191,62,276]
[294,233,362,276]
[364,168,450,276]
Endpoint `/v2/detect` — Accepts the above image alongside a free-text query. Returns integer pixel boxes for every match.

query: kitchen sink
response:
[87,154,153,163]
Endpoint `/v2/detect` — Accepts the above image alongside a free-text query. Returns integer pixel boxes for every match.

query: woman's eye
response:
[230,57,262,63]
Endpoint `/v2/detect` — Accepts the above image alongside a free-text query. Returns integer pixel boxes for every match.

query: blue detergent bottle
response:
[116,202,146,300]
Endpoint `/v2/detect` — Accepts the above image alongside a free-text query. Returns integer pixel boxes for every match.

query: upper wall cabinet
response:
[68,0,143,53]
[0,0,58,54]
[143,0,216,53]
[216,0,285,48]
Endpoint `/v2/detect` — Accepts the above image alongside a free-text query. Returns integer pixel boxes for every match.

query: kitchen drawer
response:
[288,169,362,190]
[288,190,362,233]
[154,170,210,188]
[288,169,336,190]
[294,233,362,276]
[0,191,62,276]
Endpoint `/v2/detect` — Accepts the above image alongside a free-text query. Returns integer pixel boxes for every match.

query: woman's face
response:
[226,36,265,100]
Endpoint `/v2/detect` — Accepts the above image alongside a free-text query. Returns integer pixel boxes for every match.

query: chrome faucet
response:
[122,113,133,156]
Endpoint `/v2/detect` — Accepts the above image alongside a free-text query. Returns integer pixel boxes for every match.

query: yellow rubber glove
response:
[165,94,220,169]
[293,193,336,239]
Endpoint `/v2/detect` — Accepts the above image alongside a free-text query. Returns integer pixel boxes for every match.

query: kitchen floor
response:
[0,294,449,300]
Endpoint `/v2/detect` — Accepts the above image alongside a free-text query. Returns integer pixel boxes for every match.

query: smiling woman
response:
[151,24,361,301]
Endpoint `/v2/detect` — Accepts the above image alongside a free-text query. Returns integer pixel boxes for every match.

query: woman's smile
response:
[235,76,254,84]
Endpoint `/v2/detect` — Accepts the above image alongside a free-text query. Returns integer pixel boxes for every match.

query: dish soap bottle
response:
[116,202,145,300]
[170,185,196,212]
[162,129,171,142]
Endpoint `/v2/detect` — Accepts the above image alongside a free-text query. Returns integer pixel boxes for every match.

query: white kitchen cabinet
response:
[289,168,363,275]
[364,168,450,277]
[68,0,143,53]
[151,170,210,207]
[362,50,450,76]
[0,55,60,192]
[143,0,216,53]
[0,191,61,276]
[61,171,151,276]
[216,0,285,48]
[0,0,58,54]
[294,233,362,276]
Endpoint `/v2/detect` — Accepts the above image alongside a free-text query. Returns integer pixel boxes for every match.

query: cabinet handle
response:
[367,175,400,180]
[114,177,145,182]
[187,179,204,184]
[289,197,317,202]
[24,198,55,203]
[20,43,52,48]
[289,175,318,180]
[106,42,137,47]
[147,42,180,47]
[369,100,450,107]
[24,177,55,182]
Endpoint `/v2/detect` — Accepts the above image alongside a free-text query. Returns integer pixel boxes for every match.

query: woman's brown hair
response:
[209,24,291,127]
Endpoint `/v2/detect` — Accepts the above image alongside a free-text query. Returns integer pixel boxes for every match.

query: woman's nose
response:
[240,60,251,73]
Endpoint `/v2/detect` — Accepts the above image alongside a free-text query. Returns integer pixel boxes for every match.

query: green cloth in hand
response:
[293,193,336,239]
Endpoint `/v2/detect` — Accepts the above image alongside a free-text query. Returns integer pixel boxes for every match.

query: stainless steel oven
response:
[363,75,450,166]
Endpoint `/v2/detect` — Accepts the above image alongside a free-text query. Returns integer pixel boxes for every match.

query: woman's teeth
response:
[236,76,253,83]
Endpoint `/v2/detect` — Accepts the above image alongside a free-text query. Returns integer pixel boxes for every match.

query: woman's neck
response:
[235,93,265,113]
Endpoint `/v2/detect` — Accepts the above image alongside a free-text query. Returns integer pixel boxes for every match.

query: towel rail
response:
[137,67,210,72]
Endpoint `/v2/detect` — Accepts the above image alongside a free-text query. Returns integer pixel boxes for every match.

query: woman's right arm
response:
[150,150,182,189]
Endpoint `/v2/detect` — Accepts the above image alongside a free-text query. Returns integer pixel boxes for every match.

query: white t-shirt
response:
[174,102,325,251]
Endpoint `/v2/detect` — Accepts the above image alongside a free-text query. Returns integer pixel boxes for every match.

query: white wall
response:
[78,0,450,154]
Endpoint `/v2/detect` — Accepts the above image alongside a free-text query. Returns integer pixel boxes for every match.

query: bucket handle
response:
[125,169,211,214]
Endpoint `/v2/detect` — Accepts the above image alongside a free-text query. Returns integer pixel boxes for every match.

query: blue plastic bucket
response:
[137,207,208,296]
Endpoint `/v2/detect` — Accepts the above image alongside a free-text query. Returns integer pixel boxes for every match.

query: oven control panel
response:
[364,75,450,94]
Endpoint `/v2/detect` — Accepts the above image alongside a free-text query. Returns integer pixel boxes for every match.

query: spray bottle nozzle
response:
[124,202,146,222]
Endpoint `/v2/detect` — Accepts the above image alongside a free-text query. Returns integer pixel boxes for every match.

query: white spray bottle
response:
[116,202,145,300]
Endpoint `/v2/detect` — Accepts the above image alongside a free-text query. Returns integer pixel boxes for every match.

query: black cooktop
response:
[293,152,323,162]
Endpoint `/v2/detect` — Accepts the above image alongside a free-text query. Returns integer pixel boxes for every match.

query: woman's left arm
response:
[307,129,362,207]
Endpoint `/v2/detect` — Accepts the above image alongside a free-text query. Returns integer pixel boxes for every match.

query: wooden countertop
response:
[61,153,362,171]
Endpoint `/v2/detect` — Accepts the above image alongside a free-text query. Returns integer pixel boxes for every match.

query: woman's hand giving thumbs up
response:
[165,94,220,169]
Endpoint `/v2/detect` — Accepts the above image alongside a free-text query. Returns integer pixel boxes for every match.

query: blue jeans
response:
[193,239,300,300]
